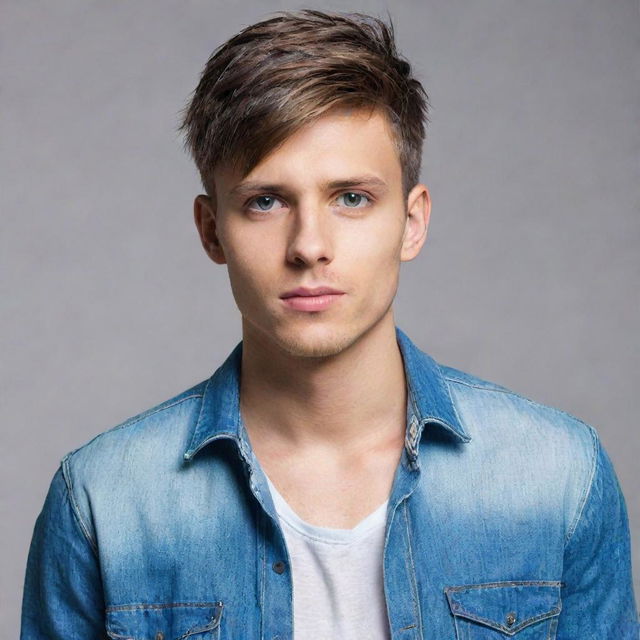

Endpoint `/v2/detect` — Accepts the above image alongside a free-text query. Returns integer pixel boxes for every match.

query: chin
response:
[273,323,359,359]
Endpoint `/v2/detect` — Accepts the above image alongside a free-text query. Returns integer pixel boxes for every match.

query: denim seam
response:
[60,454,99,556]
[446,580,563,591]
[106,602,223,611]
[444,375,596,437]
[191,375,215,445]
[58,394,204,558]
[63,394,204,461]
[258,511,266,640]
[402,500,423,637]
[437,367,466,435]
[404,371,422,428]
[444,582,562,634]
[102,395,204,437]
[444,374,600,550]
[452,608,559,634]
[177,604,224,638]
[563,425,599,547]
[381,510,390,631]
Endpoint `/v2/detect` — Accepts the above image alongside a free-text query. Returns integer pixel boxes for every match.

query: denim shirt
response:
[21,326,639,639]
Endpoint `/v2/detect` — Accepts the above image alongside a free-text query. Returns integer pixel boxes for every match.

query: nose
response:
[285,204,333,267]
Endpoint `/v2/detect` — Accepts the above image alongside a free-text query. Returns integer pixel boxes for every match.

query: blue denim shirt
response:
[21,326,638,639]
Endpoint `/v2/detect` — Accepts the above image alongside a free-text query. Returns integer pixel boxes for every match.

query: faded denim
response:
[21,326,639,639]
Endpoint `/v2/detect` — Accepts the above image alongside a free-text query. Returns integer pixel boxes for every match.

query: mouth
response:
[280,292,345,312]
[280,286,345,298]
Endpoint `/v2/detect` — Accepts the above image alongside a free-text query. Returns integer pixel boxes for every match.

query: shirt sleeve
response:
[20,464,108,639]
[556,434,639,639]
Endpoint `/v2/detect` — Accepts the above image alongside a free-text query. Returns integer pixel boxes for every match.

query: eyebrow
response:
[228,175,389,198]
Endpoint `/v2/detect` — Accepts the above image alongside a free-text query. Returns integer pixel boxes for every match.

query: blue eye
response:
[248,195,283,211]
[338,192,370,208]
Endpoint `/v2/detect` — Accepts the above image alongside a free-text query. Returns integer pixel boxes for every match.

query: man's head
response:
[179,9,429,200]
[180,10,432,359]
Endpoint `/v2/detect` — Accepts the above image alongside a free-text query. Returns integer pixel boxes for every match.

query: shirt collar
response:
[184,325,469,461]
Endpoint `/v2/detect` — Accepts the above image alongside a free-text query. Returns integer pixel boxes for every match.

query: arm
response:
[556,434,639,639]
[20,464,107,639]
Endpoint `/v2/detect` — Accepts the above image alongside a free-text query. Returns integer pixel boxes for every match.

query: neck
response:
[239,311,407,455]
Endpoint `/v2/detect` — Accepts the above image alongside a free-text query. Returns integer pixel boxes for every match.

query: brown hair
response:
[178,9,429,198]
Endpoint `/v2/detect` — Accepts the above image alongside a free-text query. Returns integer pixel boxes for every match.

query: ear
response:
[194,194,227,264]
[400,183,431,262]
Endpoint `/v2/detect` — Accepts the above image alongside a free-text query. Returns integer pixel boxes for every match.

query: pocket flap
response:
[106,601,224,640]
[444,581,561,635]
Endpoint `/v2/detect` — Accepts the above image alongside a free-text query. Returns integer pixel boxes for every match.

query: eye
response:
[337,192,370,208]
[247,195,285,212]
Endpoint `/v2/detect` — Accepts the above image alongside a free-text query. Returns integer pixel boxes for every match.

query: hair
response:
[178,9,430,199]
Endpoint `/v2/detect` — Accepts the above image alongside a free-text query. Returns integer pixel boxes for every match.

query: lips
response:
[279,286,345,312]
[280,286,344,298]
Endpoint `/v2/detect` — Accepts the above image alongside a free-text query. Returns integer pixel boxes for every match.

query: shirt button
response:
[155,633,164,640]
[506,611,517,626]
[272,560,286,574]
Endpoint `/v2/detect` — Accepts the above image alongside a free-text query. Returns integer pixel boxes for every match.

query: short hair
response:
[178,9,430,199]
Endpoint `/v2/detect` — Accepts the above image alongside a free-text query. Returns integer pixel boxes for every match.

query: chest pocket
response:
[106,602,224,640]
[445,581,561,638]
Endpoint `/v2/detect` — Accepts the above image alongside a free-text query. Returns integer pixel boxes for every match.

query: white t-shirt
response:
[264,473,391,640]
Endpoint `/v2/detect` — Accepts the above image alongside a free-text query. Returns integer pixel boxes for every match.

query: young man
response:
[21,9,638,640]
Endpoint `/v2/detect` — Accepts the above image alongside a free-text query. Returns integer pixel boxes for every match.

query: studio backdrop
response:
[1,1,638,635]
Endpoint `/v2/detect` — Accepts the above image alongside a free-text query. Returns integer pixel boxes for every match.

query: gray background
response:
[2,0,638,633]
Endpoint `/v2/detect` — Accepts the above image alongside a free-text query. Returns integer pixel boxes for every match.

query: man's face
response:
[195,106,430,359]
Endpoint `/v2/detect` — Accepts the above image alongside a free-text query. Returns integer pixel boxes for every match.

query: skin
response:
[193,106,431,527]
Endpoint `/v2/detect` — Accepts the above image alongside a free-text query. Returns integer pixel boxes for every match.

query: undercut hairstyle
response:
[178,9,430,199]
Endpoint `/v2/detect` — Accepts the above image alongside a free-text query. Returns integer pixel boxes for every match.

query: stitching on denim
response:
[66,394,204,461]
[437,365,467,438]
[258,511,266,640]
[444,583,562,634]
[563,425,598,547]
[59,393,204,557]
[108,394,204,435]
[403,500,423,638]
[404,370,422,431]
[443,373,509,392]
[106,601,223,612]
[445,580,562,591]
[445,373,602,549]
[455,608,559,634]
[191,376,215,451]
[187,432,238,461]
[177,603,224,638]
[402,373,424,469]
[444,374,597,438]
[381,500,393,629]
[60,455,99,556]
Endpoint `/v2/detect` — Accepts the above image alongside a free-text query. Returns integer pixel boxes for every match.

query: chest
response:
[97,434,568,639]
[255,444,403,529]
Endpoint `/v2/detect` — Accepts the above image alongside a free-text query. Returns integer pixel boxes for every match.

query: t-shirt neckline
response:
[264,472,389,545]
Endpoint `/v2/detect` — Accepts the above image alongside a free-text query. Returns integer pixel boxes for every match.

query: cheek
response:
[345,218,404,270]
[223,234,279,301]
[343,233,402,307]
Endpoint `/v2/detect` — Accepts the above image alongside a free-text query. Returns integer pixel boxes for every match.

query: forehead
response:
[214,106,403,197]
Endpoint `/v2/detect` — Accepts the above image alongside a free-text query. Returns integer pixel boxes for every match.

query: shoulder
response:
[60,379,208,484]
[439,362,599,487]
[440,363,598,450]
[437,363,602,540]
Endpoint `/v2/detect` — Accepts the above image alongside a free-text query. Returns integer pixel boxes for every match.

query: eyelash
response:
[245,191,373,213]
